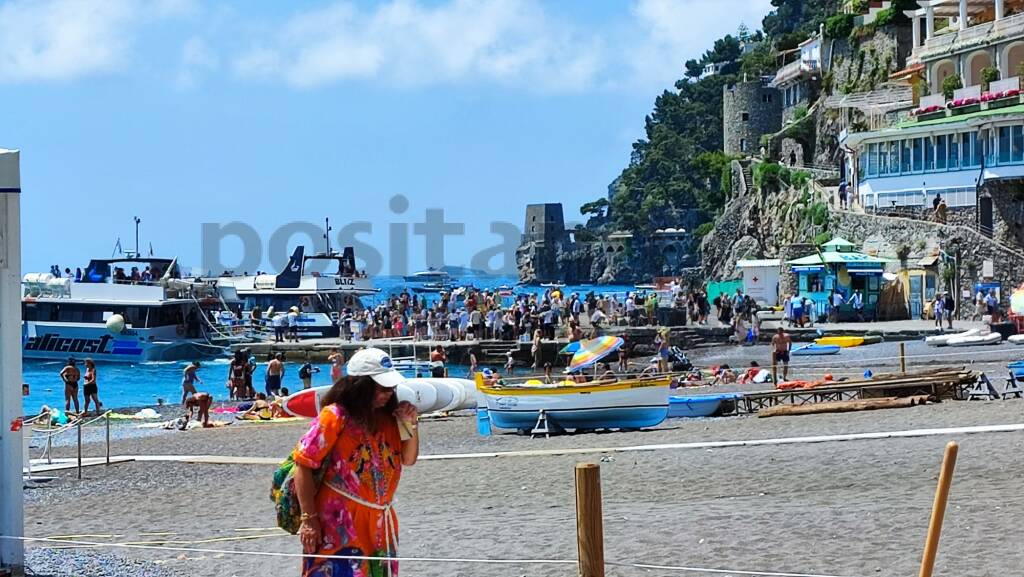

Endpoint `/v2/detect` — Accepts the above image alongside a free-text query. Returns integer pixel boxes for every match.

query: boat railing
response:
[474,370,677,389]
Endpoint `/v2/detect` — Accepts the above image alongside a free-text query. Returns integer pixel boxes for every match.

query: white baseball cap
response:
[343,348,405,388]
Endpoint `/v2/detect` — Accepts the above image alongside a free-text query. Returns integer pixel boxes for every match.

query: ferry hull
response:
[22,322,222,362]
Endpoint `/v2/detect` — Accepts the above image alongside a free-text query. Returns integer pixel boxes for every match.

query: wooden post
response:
[105,412,111,465]
[918,441,959,577]
[76,421,83,480]
[899,342,907,374]
[575,463,605,577]
[771,351,778,384]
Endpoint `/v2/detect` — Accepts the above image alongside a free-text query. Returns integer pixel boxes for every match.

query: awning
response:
[792,265,826,273]
[918,255,939,266]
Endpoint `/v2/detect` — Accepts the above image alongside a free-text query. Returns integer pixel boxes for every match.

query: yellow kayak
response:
[815,336,865,348]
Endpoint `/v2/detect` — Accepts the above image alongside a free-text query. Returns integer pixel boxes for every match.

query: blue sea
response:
[20,275,637,412]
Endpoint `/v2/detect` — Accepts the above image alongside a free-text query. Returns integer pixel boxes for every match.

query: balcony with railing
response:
[910,9,1024,65]
[910,76,1021,120]
[769,58,821,88]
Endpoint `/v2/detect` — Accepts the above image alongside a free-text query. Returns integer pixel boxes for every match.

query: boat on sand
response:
[792,343,840,356]
[475,374,670,432]
[668,393,741,418]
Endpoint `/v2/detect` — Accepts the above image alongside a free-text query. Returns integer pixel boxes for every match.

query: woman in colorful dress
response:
[293,348,419,577]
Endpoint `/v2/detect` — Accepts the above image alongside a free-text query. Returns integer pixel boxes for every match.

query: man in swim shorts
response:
[265,353,285,397]
[771,327,792,381]
[59,358,81,414]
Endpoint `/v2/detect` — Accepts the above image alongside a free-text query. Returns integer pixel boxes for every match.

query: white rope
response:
[1,536,863,577]
[607,560,858,577]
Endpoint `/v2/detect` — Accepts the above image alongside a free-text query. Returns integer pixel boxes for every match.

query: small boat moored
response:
[791,343,840,356]
[475,374,671,432]
[667,393,741,418]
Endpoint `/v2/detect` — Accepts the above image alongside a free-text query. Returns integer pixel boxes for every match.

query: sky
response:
[1,0,774,277]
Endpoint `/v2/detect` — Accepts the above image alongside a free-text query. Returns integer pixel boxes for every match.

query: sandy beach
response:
[21,393,1024,577]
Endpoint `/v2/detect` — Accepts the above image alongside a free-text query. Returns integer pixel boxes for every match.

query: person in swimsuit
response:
[266,352,285,397]
[328,349,345,384]
[182,361,203,404]
[82,358,102,415]
[771,327,792,381]
[227,351,248,401]
[185,392,214,427]
[59,358,81,414]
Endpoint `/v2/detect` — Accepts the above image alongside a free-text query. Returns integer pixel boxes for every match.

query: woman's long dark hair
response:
[322,375,397,432]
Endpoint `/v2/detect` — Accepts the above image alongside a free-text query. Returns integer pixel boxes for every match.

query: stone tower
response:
[723,80,782,156]
[523,203,566,243]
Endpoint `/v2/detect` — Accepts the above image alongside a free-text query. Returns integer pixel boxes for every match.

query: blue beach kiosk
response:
[786,238,888,321]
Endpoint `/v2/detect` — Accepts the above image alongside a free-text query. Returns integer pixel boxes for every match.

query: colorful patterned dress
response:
[293,404,403,577]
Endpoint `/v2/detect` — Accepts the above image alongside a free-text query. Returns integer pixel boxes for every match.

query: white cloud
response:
[0,0,203,84]
[175,36,219,89]
[0,0,137,82]
[626,0,775,89]
[232,0,602,91]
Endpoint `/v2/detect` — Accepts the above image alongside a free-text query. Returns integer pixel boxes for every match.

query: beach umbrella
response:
[559,341,584,355]
[1011,287,1024,315]
[568,336,624,372]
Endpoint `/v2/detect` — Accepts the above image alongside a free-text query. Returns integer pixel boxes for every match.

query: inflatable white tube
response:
[401,380,439,413]
[925,328,980,346]
[947,331,1002,346]
[1009,334,1024,345]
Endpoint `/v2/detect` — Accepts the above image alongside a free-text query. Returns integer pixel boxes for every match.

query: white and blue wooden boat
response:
[474,375,670,431]
[791,343,841,356]
[667,393,741,418]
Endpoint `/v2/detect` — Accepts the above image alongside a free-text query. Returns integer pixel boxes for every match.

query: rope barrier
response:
[1,536,864,577]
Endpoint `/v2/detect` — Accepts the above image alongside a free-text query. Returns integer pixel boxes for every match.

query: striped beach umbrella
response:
[559,341,584,355]
[568,336,624,372]
[1011,287,1024,315]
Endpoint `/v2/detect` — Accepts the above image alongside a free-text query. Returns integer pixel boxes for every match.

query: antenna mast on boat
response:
[324,217,333,255]
[131,216,141,258]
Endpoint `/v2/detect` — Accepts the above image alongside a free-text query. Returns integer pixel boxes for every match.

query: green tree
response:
[762,0,840,38]
[684,59,704,79]
[580,198,610,219]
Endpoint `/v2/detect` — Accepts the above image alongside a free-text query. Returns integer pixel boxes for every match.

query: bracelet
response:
[300,512,316,522]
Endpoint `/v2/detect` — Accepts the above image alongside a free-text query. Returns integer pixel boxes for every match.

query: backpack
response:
[271,409,344,534]
[270,453,326,534]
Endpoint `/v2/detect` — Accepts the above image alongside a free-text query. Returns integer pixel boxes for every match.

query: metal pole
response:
[77,421,83,480]
[0,148,24,574]
[900,342,907,374]
[918,442,959,577]
[105,412,111,465]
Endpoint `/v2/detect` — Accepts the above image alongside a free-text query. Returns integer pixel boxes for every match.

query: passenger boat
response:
[403,268,453,284]
[22,257,244,362]
[668,393,741,418]
[791,343,840,356]
[474,374,671,432]
[214,246,378,339]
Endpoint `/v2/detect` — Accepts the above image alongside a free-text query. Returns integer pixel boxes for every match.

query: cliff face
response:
[701,160,833,280]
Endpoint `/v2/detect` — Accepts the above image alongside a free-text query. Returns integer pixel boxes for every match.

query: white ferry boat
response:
[403,268,453,284]
[22,257,244,362]
[215,246,378,339]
